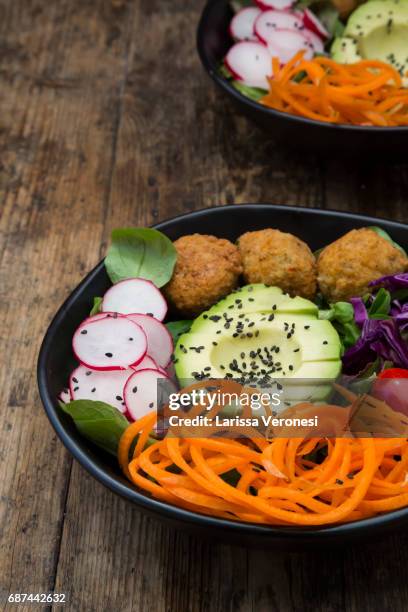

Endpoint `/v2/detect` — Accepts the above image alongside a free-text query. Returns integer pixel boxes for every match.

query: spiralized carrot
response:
[119,410,408,527]
[261,52,408,127]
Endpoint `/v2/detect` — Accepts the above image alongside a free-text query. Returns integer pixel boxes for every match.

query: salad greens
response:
[219,63,267,101]
[61,400,129,456]
[105,228,177,287]
[166,320,192,344]
[319,301,360,350]
[90,296,103,316]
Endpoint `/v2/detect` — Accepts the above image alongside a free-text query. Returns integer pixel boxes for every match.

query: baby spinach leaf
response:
[60,400,129,456]
[105,228,177,287]
[231,80,267,101]
[368,288,391,318]
[90,296,103,316]
[166,320,192,343]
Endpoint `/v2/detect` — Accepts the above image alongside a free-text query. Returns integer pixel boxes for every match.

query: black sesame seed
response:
[149,402,154,408]
[80,330,88,335]
[72,377,78,383]
[91,388,96,393]
[116,395,122,401]
[105,352,113,357]
[132,386,138,393]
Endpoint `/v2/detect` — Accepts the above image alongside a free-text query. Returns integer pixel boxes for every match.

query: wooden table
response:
[1,0,408,610]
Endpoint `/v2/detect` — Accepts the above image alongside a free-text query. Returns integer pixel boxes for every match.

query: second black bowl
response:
[197,0,408,156]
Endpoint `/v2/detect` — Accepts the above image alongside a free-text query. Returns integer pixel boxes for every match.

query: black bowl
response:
[197,0,408,157]
[38,204,408,549]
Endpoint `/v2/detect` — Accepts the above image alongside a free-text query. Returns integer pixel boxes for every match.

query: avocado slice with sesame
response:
[190,284,318,333]
[331,0,408,78]
[174,289,342,404]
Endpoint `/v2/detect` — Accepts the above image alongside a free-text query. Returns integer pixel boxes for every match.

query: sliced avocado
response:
[331,0,408,78]
[331,37,361,63]
[175,312,341,382]
[190,284,318,332]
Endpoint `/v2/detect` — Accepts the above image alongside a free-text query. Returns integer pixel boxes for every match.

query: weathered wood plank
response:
[2,0,408,610]
[0,0,133,607]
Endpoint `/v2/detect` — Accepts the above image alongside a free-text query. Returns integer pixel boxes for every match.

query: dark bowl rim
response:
[196,0,408,134]
[37,203,408,542]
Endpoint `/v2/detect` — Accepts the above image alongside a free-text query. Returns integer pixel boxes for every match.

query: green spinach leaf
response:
[90,296,103,316]
[105,228,177,287]
[60,400,129,456]
[166,320,192,344]
[368,288,391,318]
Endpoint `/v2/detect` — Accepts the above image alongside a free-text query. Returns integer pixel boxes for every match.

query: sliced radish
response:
[254,10,303,43]
[132,355,158,371]
[124,368,177,421]
[255,0,295,11]
[72,316,147,371]
[267,30,313,64]
[79,311,120,327]
[303,28,324,54]
[102,278,167,321]
[303,8,329,40]
[69,364,133,413]
[165,361,176,381]
[229,7,261,41]
[126,314,173,368]
[225,42,272,89]
[59,388,72,404]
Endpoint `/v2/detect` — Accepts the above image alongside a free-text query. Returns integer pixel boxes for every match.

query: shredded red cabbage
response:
[350,297,367,328]
[342,319,408,375]
[369,272,408,292]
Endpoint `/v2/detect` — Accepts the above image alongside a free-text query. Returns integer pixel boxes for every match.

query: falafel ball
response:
[164,234,243,317]
[237,228,317,300]
[317,228,408,302]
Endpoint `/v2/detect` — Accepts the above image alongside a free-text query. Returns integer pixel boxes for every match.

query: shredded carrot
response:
[118,409,408,527]
[260,52,408,127]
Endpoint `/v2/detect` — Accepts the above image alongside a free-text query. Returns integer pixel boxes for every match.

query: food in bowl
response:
[59,224,408,527]
[220,0,408,125]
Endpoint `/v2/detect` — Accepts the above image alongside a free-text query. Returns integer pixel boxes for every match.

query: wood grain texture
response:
[1,0,408,610]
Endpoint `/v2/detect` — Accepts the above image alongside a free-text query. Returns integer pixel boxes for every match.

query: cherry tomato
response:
[372,375,408,416]
[378,368,408,380]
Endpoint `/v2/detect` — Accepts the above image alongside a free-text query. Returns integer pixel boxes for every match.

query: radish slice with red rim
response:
[303,28,324,54]
[72,316,147,371]
[58,388,72,404]
[303,8,329,40]
[230,7,261,41]
[132,355,158,371]
[267,30,314,64]
[124,368,177,422]
[255,0,295,11]
[102,278,167,321]
[69,365,133,413]
[126,313,173,368]
[254,10,304,43]
[225,42,272,89]
[79,311,121,327]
